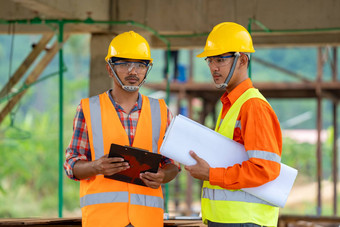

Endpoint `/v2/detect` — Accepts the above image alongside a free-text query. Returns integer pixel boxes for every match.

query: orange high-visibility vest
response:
[80,93,168,227]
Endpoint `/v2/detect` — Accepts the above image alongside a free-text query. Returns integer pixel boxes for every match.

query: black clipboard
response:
[104,143,162,186]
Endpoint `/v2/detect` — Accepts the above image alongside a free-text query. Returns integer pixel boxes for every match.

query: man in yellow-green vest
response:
[185,22,282,227]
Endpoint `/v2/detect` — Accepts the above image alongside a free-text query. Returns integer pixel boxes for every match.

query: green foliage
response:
[282,137,316,181]
[0,112,56,217]
[282,127,335,182]
[0,33,339,218]
[0,103,82,217]
[0,34,89,217]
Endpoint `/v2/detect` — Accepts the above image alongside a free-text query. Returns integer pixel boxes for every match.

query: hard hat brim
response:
[196,49,226,58]
[197,49,255,58]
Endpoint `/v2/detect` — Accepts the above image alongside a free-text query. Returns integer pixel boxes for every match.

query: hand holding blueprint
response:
[160,114,298,208]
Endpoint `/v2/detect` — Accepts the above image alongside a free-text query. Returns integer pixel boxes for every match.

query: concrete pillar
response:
[90,34,115,96]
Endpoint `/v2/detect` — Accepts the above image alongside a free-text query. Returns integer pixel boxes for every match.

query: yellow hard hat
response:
[105,31,153,63]
[197,22,255,58]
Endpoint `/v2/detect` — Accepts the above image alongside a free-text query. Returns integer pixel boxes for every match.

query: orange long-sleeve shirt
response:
[209,78,282,190]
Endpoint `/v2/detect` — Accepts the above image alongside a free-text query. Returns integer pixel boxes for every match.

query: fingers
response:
[184,151,210,181]
[189,150,200,161]
[108,157,125,163]
[108,161,129,169]
[103,162,130,176]
[140,178,159,189]
[184,151,198,173]
[184,151,201,171]
[106,157,129,175]
[99,155,125,164]
[140,171,160,180]
[140,171,163,189]
[95,155,130,176]
[140,173,161,189]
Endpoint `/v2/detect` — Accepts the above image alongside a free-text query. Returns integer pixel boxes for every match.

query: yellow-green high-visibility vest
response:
[201,88,279,227]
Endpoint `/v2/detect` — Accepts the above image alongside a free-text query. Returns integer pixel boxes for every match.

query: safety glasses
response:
[204,55,235,67]
[112,62,150,73]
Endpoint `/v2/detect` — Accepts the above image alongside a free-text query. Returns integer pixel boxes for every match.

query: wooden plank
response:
[0,218,205,226]
[2,216,340,226]
[164,219,204,227]
[0,217,81,226]
[0,33,54,98]
[278,215,340,227]
[145,81,340,99]
[0,34,70,125]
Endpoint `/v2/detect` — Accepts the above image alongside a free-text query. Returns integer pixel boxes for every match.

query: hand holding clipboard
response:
[105,143,162,186]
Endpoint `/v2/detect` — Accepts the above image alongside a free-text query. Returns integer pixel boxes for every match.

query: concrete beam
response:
[144,81,340,99]
[150,32,340,49]
[1,0,340,46]
[0,0,109,33]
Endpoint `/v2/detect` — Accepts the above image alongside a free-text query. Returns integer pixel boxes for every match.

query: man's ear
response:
[106,64,113,78]
[239,54,248,67]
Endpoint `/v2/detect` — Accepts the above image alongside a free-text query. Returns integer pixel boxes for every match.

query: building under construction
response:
[0,0,340,226]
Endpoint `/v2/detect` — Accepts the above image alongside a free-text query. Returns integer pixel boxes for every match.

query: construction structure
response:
[0,0,340,225]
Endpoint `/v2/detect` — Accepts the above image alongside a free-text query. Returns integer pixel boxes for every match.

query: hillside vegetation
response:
[0,34,339,217]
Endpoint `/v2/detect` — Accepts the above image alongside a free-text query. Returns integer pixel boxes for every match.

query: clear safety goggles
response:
[205,54,235,67]
[112,61,150,73]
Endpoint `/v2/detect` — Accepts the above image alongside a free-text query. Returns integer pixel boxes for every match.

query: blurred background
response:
[0,0,340,225]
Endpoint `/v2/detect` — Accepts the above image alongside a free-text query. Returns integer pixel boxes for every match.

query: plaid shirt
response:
[64,91,179,180]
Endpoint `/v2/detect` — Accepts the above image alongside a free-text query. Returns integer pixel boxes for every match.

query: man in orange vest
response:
[185,22,282,227]
[64,31,180,227]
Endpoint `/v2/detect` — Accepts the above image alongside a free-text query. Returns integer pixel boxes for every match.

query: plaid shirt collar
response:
[107,89,142,113]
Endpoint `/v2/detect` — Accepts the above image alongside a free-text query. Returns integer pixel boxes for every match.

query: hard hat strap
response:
[215,52,240,89]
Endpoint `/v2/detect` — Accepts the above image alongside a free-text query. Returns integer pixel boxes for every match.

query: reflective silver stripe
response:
[247,150,281,163]
[202,187,276,207]
[235,120,241,130]
[149,97,161,154]
[89,96,161,157]
[80,191,129,208]
[89,96,104,160]
[130,193,164,209]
